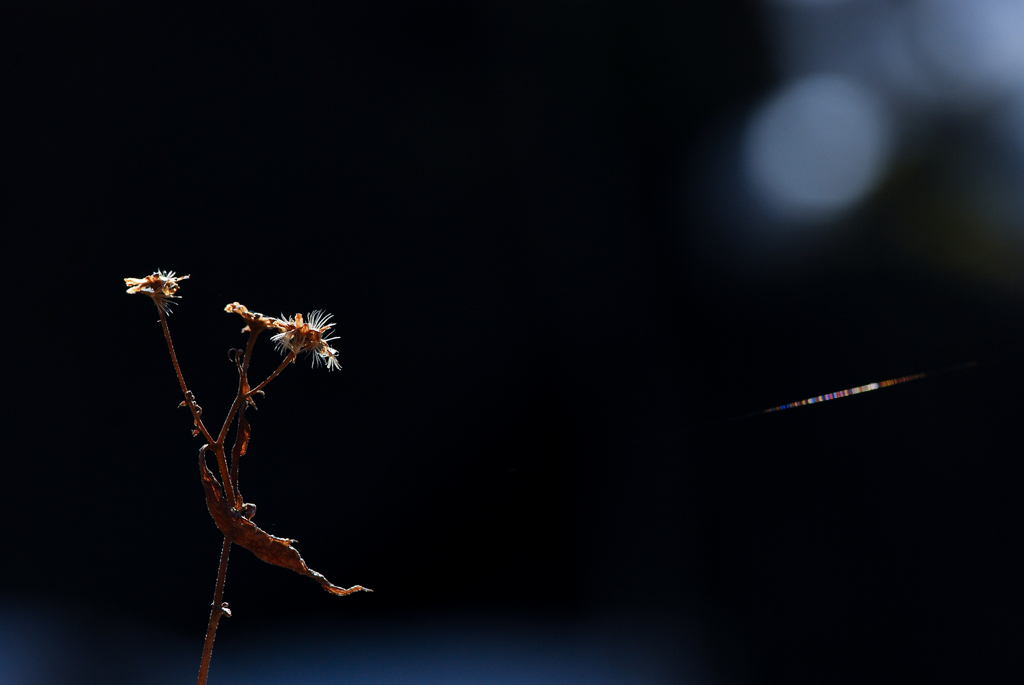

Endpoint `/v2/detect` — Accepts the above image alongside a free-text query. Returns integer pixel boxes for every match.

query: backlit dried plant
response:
[126,270,369,685]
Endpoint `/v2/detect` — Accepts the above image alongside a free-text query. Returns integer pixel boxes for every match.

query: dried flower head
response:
[125,270,190,313]
[224,302,277,334]
[270,310,342,371]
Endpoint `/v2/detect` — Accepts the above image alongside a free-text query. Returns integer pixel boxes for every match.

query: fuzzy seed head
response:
[270,310,342,371]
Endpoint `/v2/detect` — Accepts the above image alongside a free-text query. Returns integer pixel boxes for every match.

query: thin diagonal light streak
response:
[753,361,976,416]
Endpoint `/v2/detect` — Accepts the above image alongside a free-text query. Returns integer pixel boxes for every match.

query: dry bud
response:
[125,270,189,313]
[224,302,277,334]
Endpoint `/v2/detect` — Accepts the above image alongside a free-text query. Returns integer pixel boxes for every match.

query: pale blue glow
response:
[743,74,892,221]
[910,0,1024,99]
[771,0,857,8]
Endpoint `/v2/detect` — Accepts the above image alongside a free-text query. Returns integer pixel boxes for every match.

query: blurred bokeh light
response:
[693,0,1024,282]
[743,74,892,221]
[910,0,1024,102]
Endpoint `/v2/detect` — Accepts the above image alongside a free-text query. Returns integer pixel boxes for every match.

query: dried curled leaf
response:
[199,449,370,597]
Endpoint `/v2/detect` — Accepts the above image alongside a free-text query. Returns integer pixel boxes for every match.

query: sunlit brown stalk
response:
[158,307,215,446]
[246,350,298,398]
[197,538,232,685]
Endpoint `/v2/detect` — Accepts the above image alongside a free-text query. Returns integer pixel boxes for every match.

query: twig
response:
[197,537,232,685]
[247,351,297,398]
[217,332,264,447]
[158,308,215,445]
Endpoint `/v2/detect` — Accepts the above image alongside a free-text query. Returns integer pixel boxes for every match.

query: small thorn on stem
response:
[219,602,232,618]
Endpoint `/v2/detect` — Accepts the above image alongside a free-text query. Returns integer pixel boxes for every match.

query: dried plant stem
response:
[214,333,289,507]
[159,308,236,503]
[247,351,297,398]
[229,417,246,506]
[197,537,232,685]
[158,308,215,445]
[210,444,237,506]
[192,338,299,685]
[217,332,262,447]
[124,278,366,683]
[240,328,259,373]
[126,275,366,685]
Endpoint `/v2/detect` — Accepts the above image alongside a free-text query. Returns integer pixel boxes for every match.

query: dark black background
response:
[3,2,1022,684]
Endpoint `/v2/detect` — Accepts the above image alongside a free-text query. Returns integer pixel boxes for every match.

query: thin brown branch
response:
[216,330,267,449]
[211,443,236,507]
[208,331,262,510]
[240,326,260,374]
[229,409,251,508]
[158,308,215,445]
[246,351,297,398]
[197,537,232,685]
